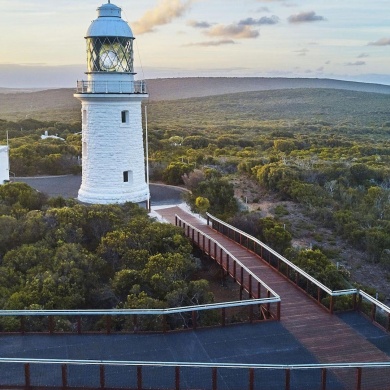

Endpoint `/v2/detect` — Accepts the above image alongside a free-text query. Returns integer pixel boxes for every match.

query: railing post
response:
[277,301,281,320]
[226,254,229,274]
[77,316,82,334]
[233,261,237,282]
[106,315,112,335]
[207,214,210,225]
[317,287,321,304]
[192,311,197,330]
[62,364,68,388]
[137,366,143,390]
[220,248,223,266]
[20,316,25,334]
[371,303,376,322]
[212,368,217,390]
[163,314,167,333]
[133,314,138,333]
[321,368,327,390]
[175,366,180,390]
[249,275,252,298]
[100,365,105,389]
[356,367,362,390]
[257,282,261,299]
[249,368,255,390]
[266,291,271,314]
[214,242,217,259]
[49,316,54,334]
[249,304,254,323]
[387,313,390,332]
[285,368,290,390]
[24,363,31,388]
[352,291,357,310]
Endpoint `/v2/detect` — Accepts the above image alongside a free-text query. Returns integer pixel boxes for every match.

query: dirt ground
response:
[232,176,390,303]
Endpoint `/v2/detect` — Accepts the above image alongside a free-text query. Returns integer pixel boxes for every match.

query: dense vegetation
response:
[0,183,213,320]
[1,87,389,301]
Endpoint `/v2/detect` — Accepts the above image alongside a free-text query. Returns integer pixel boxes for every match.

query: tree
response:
[195,196,210,215]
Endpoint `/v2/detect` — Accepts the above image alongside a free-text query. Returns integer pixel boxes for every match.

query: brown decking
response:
[155,206,390,389]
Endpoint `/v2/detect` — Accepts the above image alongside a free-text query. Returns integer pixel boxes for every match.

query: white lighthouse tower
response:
[75,1,149,204]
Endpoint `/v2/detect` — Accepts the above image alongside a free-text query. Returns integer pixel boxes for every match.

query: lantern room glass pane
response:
[86,37,134,73]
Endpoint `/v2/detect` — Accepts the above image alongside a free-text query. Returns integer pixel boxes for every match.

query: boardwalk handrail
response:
[175,215,280,301]
[0,298,280,317]
[1,357,389,390]
[1,357,390,370]
[206,212,356,298]
[205,212,390,328]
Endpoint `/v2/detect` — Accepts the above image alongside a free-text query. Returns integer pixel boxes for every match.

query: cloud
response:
[294,48,309,56]
[346,61,366,66]
[288,11,326,24]
[133,0,192,35]
[368,37,390,46]
[256,7,270,12]
[205,24,259,39]
[357,53,369,58]
[187,20,212,29]
[184,40,236,47]
[239,16,280,26]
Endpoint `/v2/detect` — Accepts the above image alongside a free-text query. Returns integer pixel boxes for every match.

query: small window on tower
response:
[121,110,129,124]
[123,170,133,183]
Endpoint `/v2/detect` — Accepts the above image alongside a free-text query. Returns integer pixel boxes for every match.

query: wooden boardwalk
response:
[155,206,390,389]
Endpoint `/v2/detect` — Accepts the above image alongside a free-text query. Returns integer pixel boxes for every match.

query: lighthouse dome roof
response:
[86,2,133,38]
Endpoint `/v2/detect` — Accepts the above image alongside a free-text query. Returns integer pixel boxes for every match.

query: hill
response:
[1,77,390,122]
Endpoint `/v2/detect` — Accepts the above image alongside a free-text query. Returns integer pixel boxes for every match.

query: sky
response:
[0,0,389,88]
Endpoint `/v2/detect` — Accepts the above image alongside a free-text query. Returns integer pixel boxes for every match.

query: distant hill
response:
[0,77,390,122]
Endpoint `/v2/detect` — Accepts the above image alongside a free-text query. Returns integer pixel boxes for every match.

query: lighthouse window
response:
[123,170,133,183]
[121,110,129,124]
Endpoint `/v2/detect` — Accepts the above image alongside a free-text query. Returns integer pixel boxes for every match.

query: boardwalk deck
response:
[155,206,390,389]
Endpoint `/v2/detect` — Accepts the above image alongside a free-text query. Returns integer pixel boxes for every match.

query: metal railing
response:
[0,358,389,390]
[206,213,390,328]
[0,298,280,335]
[175,215,281,320]
[76,80,147,94]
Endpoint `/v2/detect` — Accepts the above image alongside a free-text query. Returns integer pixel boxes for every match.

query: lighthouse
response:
[75,1,149,204]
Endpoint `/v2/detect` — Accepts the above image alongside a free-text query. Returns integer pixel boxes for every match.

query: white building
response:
[74,1,149,204]
[0,146,9,184]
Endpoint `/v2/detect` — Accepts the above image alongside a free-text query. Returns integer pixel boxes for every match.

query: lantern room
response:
[85,1,134,74]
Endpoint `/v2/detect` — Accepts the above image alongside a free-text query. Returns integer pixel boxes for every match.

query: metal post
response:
[175,366,180,390]
[49,316,54,334]
[137,366,143,390]
[226,254,230,274]
[62,364,68,388]
[100,365,105,389]
[212,368,217,390]
[321,368,327,390]
[371,303,376,322]
[356,367,362,390]
[24,363,31,388]
[145,106,151,211]
[249,368,255,390]
[192,311,197,330]
[285,368,291,390]
[106,315,111,335]
[77,316,82,334]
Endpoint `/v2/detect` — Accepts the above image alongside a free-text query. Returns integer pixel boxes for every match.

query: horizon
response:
[1,0,389,88]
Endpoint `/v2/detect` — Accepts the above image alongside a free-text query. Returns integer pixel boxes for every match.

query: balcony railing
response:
[76,80,147,94]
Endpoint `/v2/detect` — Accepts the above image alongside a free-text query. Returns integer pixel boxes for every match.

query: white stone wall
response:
[0,146,9,184]
[75,94,149,204]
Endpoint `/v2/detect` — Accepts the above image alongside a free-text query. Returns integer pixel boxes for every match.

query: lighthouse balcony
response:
[76,80,147,94]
